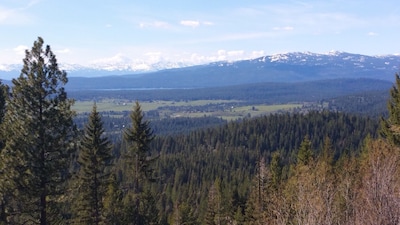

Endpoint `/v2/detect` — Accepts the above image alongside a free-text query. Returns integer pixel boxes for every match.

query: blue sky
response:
[1,0,400,66]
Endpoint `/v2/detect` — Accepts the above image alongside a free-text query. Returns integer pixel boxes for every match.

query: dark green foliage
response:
[120,101,159,224]
[269,151,282,190]
[120,188,159,225]
[380,73,400,145]
[0,81,8,224]
[204,179,224,225]
[139,189,160,225]
[244,159,268,224]
[150,110,377,222]
[103,174,124,224]
[327,90,388,118]
[122,100,156,185]
[151,116,226,136]
[176,202,199,225]
[0,37,76,224]
[72,104,113,224]
[0,81,6,126]
[0,80,7,151]
[297,136,313,165]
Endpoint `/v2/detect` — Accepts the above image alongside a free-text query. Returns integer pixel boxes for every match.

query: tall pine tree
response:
[0,81,8,224]
[72,104,113,225]
[381,73,400,145]
[0,37,76,224]
[0,81,6,130]
[122,101,158,224]
[0,80,7,151]
[297,136,313,166]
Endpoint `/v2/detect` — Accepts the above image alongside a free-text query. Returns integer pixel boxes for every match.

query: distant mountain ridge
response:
[1,51,399,89]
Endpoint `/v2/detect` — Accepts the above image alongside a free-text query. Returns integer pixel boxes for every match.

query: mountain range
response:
[1,51,399,90]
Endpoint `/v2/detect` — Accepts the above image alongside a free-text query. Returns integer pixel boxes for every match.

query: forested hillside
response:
[68,78,391,103]
[1,38,400,225]
[145,111,379,223]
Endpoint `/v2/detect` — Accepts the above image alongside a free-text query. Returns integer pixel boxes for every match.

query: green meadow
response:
[73,99,301,120]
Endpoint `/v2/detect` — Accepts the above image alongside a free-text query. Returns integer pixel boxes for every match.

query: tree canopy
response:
[0,37,76,224]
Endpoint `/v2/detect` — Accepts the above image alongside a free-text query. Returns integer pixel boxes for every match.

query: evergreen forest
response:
[1,37,400,225]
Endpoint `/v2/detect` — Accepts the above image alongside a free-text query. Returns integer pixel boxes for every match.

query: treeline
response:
[75,111,227,138]
[1,37,400,225]
[326,90,389,118]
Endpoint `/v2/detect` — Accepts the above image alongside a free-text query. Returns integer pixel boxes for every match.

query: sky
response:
[1,0,400,66]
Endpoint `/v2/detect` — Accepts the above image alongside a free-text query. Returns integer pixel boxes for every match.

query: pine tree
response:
[0,37,76,224]
[177,202,198,225]
[0,80,8,154]
[381,73,400,145]
[313,137,336,225]
[0,81,8,224]
[0,80,7,155]
[285,136,318,225]
[297,136,313,166]
[72,104,113,225]
[244,158,268,224]
[103,173,124,225]
[122,101,158,224]
[205,179,223,225]
[269,151,282,191]
[266,151,290,225]
[0,81,6,131]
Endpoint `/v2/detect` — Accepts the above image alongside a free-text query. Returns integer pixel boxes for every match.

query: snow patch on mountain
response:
[1,51,400,80]
[270,54,289,62]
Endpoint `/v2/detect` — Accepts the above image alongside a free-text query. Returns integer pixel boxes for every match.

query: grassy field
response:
[73,99,301,120]
[169,104,302,120]
[73,100,239,113]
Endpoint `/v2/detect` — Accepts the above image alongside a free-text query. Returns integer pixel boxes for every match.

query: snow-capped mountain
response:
[84,53,197,72]
[0,56,199,80]
[1,51,400,89]
[228,51,398,73]
[258,51,400,70]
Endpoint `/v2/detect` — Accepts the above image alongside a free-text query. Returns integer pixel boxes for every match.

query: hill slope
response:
[2,52,398,90]
[66,52,399,90]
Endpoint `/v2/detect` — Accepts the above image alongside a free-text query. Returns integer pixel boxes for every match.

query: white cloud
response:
[179,20,214,28]
[251,50,265,58]
[227,50,244,57]
[217,50,226,56]
[144,52,163,62]
[139,21,170,29]
[213,50,246,61]
[367,31,379,36]
[13,45,28,55]
[180,20,200,28]
[90,53,131,64]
